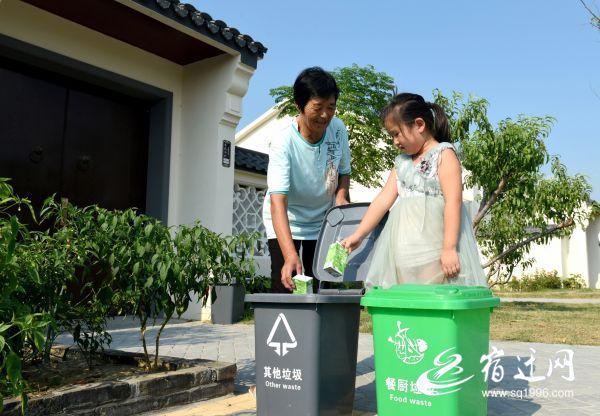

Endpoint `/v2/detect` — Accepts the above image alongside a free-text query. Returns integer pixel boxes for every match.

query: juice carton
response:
[292,274,313,294]
[323,241,349,277]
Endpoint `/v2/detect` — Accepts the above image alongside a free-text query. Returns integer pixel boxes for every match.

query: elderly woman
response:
[263,67,351,293]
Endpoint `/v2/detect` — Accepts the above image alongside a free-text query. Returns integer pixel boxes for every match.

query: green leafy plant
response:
[562,274,586,290]
[151,223,227,368]
[504,270,587,291]
[0,179,50,412]
[106,212,260,368]
[220,231,261,285]
[521,270,562,291]
[33,200,116,369]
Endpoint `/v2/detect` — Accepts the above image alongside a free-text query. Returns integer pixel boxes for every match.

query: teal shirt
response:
[263,117,351,240]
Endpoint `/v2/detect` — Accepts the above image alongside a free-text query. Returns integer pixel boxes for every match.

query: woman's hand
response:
[341,233,364,254]
[281,254,303,290]
[335,195,349,206]
[441,248,460,279]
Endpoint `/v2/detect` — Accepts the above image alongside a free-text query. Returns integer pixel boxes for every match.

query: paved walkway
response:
[501,297,600,304]
[74,317,600,416]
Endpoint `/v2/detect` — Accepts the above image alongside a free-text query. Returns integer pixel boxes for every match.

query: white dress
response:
[365,143,488,289]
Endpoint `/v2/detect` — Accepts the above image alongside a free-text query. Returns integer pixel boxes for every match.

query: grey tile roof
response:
[133,0,267,68]
[235,146,268,175]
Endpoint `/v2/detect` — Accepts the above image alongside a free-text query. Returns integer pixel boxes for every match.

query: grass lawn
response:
[491,289,600,299]
[359,302,600,346]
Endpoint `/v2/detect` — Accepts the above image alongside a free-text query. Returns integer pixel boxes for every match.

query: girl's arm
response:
[438,149,462,278]
[341,169,399,252]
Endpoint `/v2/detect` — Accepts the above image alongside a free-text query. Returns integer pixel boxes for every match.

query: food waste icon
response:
[388,321,428,365]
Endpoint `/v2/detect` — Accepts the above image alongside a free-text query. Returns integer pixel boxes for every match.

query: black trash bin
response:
[246,203,386,416]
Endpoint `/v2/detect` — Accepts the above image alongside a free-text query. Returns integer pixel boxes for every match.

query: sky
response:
[191,0,600,200]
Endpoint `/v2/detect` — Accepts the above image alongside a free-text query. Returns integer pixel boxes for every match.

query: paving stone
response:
[56,318,600,415]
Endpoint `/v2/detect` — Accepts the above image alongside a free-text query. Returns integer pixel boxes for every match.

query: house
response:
[0,0,267,319]
[235,106,600,288]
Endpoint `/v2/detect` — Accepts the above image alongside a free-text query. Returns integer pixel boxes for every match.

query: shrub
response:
[0,179,51,411]
[1,180,262,410]
[506,269,562,291]
[505,277,522,291]
[562,274,585,289]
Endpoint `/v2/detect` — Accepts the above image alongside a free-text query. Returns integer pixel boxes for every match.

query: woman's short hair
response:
[293,67,339,112]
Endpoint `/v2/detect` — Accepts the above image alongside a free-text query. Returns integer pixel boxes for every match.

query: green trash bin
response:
[361,284,500,416]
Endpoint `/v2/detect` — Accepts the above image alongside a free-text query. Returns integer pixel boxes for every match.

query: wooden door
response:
[61,89,149,212]
[0,61,66,214]
[0,59,150,216]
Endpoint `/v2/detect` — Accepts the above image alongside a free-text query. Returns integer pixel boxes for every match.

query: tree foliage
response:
[434,91,593,283]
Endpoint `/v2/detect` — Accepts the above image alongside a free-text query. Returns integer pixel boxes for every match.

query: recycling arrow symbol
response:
[266,313,297,356]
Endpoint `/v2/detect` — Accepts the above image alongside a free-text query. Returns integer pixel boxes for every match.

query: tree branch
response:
[478,190,488,215]
[472,177,508,232]
[482,218,574,269]
[580,0,600,23]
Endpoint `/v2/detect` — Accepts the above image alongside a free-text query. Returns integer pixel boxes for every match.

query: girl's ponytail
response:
[428,102,451,143]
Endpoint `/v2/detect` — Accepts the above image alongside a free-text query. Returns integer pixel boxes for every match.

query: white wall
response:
[585,218,600,289]
[349,176,385,203]
[564,227,589,282]
[0,1,184,92]
[235,107,287,152]
[512,237,564,277]
[177,55,253,234]
[510,218,600,289]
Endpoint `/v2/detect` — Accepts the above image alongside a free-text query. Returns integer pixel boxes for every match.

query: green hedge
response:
[506,270,586,291]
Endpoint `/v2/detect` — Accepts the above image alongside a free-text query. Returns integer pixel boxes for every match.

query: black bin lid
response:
[312,202,387,283]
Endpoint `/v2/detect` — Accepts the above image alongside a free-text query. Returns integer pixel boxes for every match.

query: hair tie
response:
[430,106,436,122]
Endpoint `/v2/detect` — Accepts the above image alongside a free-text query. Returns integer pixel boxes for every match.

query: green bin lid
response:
[360,284,500,310]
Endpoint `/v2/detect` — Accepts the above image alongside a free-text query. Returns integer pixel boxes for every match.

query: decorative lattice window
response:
[233,183,268,256]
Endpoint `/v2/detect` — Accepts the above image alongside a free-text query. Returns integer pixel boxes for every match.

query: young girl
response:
[341,93,487,288]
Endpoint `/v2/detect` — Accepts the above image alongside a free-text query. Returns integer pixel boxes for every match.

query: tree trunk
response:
[140,315,149,363]
[154,308,174,368]
[473,177,508,232]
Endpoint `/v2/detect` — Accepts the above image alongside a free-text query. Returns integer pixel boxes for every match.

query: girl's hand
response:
[341,233,364,253]
[441,248,460,279]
